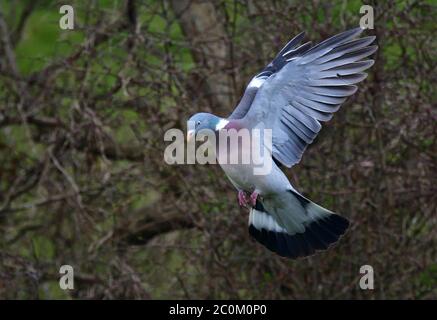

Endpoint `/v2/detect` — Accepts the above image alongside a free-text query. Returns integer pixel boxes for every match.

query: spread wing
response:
[229,32,311,119]
[242,28,377,167]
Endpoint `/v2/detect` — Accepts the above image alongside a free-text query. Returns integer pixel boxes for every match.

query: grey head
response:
[187,113,227,141]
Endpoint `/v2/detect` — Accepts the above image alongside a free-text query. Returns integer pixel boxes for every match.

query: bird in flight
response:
[187,28,377,259]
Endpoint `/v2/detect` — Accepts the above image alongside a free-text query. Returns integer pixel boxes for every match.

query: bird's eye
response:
[196,121,201,126]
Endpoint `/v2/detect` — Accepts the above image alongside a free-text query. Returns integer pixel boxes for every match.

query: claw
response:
[249,191,259,207]
[238,190,249,207]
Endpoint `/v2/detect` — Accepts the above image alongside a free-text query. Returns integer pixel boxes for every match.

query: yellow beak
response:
[187,130,195,143]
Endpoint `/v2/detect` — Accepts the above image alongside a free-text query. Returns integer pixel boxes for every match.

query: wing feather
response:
[242,28,377,167]
[229,32,311,119]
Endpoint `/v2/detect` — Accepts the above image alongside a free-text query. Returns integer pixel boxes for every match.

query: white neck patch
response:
[215,119,229,131]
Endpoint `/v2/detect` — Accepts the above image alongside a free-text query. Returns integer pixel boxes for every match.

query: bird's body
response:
[221,159,290,196]
[187,28,377,259]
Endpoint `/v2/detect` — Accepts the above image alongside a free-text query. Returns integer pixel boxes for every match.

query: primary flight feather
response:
[187,28,377,259]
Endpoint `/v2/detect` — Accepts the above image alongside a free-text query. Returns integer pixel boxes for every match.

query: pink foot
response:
[237,190,249,207]
[249,191,259,207]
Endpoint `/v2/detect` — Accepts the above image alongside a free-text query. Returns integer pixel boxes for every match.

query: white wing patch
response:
[247,76,267,89]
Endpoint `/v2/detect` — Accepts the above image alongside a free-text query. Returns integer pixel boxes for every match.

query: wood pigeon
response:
[187,28,377,259]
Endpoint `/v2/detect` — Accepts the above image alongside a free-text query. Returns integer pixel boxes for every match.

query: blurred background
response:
[0,0,435,299]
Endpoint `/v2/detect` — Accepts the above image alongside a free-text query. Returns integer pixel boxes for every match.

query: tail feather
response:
[248,190,349,259]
